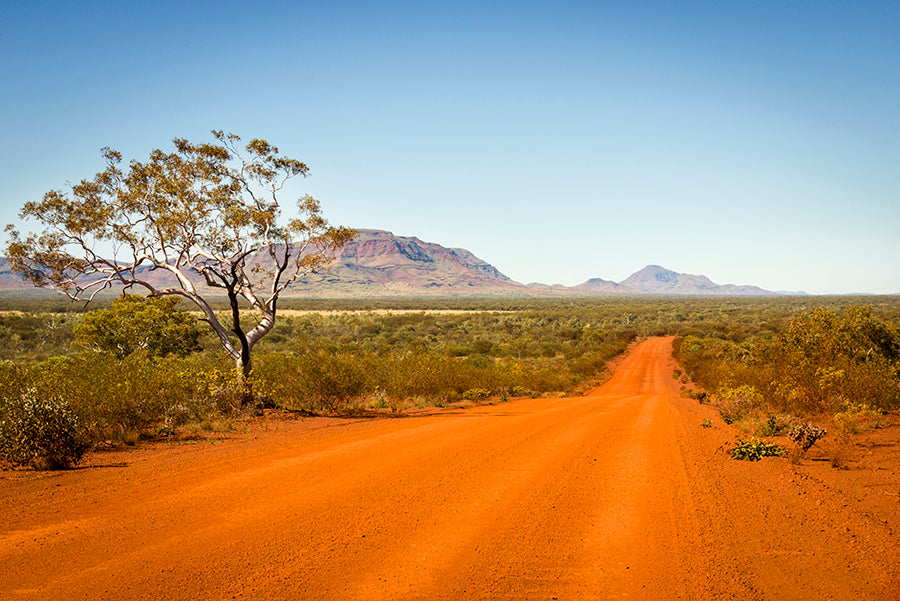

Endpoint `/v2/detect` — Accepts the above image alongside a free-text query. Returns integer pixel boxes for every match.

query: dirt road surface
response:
[1,338,898,600]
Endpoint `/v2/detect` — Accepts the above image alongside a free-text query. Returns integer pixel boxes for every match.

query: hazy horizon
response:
[2,1,898,295]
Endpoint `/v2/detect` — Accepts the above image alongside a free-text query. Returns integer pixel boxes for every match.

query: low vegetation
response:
[74,294,202,359]
[0,391,89,469]
[0,297,648,468]
[675,301,899,465]
[788,422,827,453]
[730,437,785,461]
[2,295,898,469]
[675,304,900,414]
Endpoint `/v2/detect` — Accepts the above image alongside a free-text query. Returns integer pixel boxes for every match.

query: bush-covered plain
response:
[2,298,654,466]
[673,300,900,446]
[3,295,899,468]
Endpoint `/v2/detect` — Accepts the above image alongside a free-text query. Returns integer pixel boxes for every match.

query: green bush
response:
[0,360,32,392]
[730,437,784,461]
[0,391,90,469]
[29,351,199,437]
[254,349,372,413]
[462,388,492,400]
[74,294,202,359]
[288,349,370,412]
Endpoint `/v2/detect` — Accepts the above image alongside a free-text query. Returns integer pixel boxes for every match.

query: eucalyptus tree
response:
[4,131,355,398]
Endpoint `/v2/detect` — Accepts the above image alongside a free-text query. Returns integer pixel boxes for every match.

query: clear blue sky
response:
[2,1,898,294]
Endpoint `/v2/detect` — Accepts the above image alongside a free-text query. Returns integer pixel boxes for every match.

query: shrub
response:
[672,305,900,417]
[30,351,198,437]
[686,389,709,404]
[832,403,880,435]
[0,391,90,469]
[730,437,784,461]
[256,349,371,413]
[74,294,202,359]
[757,413,793,437]
[713,385,763,424]
[462,388,492,401]
[829,434,854,469]
[788,422,827,453]
[190,364,261,415]
[0,360,31,393]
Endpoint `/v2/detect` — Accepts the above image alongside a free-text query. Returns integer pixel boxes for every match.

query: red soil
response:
[1,338,898,600]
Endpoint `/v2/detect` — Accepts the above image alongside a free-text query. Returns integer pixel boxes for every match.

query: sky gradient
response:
[2,1,898,294]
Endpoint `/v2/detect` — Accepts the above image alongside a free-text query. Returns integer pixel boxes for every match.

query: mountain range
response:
[0,229,785,298]
[278,229,780,297]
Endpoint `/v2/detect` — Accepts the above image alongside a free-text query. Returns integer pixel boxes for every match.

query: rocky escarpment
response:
[294,229,523,296]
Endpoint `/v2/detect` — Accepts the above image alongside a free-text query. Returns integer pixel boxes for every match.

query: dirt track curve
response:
[1,337,898,600]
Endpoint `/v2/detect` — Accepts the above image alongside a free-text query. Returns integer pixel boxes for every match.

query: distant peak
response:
[635,264,674,274]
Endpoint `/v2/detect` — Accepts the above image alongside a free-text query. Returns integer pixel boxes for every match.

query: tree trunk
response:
[235,352,254,407]
[226,285,255,408]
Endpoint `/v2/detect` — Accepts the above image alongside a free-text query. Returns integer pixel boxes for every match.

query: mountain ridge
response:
[1,230,790,297]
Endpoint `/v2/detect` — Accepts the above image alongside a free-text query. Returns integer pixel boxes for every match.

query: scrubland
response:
[2,295,899,469]
[672,298,900,464]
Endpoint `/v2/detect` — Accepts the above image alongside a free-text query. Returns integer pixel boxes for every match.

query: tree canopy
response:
[5,131,355,393]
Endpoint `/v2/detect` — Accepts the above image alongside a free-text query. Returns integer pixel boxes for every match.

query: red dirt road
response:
[1,338,898,600]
